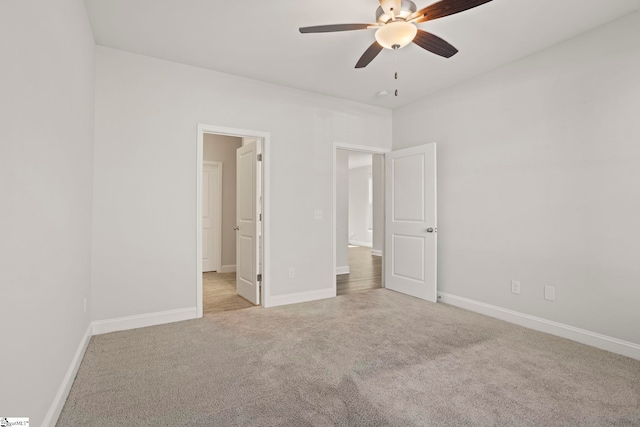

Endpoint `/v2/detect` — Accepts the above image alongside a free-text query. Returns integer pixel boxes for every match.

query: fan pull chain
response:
[394,46,399,97]
[395,71,398,97]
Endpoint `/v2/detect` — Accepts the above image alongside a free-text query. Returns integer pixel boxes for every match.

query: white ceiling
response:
[84,0,640,109]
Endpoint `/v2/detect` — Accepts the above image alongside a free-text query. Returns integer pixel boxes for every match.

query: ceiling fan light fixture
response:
[379,0,402,15]
[375,21,417,50]
[299,0,492,68]
[376,0,418,23]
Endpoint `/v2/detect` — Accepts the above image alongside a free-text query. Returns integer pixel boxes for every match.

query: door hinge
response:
[257,153,262,161]
[259,213,262,221]
[257,273,262,282]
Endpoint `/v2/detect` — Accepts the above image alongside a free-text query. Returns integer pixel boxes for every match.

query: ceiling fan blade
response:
[412,30,458,58]
[355,41,384,68]
[299,24,373,33]
[413,0,492,23]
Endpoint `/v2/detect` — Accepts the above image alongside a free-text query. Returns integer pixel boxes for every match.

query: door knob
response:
[234,226,239,231]
[426,228,435,233]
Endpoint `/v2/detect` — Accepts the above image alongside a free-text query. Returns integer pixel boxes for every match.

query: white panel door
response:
[202,162,221,272]
[385,143,437,302]
[236,141,260,305]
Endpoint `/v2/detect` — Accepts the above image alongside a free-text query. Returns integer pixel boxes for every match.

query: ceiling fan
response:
[299,0,493,68]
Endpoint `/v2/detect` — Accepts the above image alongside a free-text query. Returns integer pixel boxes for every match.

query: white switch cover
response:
[314,209,323,220]
[544,286,555,301]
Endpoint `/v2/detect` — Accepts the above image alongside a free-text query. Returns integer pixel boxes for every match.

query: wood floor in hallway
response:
[203,272,256,315]
[203,245,380,314]
[337,245,382,296]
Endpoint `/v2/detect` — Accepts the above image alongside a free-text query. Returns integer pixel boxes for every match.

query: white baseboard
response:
[219,264,236,273]
[92,307,197,335]
[266,288,335,308]
[438,292,640,361]
[371,249,382,257]
[336,265,350,275]
[43,323,92,427]
[349,240,372,248]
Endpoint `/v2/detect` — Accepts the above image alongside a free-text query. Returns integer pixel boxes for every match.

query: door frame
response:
[333,142,390,296]
[197,124,271,317]
[202,161,222,273]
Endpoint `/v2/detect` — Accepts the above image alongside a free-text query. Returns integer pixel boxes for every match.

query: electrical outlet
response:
[288,268,295,279]
[83,297,87,313]
[544,286,555,301]
[511,280,521,295]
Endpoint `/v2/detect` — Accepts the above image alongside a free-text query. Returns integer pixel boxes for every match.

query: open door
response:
[236,140,261,305]
[385,143,437,302]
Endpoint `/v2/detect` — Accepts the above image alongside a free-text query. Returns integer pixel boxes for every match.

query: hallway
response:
[337,246,382,296]
[203,272,256,315]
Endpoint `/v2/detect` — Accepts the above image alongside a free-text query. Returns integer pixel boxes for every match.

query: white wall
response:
[0,0,95,424]
[393,11,640,345]
[91,47,392,319]
[372,154,384,255]
[203,134,242,269]
[349,165,373,247]
[336,149,350,273]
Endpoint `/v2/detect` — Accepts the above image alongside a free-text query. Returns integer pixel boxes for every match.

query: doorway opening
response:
[333,144,388,296]
[202,134,250,314]
[197,125,270,317]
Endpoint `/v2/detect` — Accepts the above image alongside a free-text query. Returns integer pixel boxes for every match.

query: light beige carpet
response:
[57,289,640,426]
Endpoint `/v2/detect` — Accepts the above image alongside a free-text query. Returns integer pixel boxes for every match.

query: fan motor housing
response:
[376,0,417,23]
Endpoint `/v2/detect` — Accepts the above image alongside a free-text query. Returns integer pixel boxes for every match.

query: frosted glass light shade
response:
[375,21,418,50]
